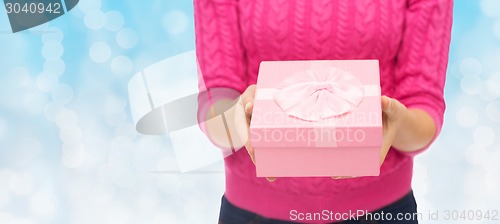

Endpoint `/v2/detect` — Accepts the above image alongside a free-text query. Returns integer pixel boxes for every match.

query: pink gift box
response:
[250,60,382,177]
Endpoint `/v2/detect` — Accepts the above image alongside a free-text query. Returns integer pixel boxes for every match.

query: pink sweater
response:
[194,0,452,222]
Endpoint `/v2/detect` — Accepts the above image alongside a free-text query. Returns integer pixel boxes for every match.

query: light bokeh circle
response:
[456,106,479,128]
[163,10,189,35]
[84,10,106,30]
[116,28,138,49]
[459,57,482,76]
[89,41,112,63]
[111,56,133,76]
[42,41,64,60]
[460,76,482,95]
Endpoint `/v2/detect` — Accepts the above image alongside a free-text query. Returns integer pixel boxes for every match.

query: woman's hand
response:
[380,94,439,164]
[332,95,408,180]
[380,95,408,165]
[241,84,277,182]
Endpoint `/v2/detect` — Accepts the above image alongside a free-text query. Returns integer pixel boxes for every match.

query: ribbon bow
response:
[274,67,364,121]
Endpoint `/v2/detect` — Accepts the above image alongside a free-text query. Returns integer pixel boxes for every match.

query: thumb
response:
[244,101,254,118]
[381,95,393,114]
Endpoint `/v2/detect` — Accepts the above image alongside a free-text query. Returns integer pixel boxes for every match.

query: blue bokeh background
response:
[1,0,500,223]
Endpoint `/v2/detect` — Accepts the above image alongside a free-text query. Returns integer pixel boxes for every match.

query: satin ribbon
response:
[271,67,366,121]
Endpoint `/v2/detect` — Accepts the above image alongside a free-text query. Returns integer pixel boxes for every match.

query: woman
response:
[194,0,453,223]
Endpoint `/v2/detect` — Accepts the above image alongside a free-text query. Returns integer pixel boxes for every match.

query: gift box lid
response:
[249,60,382,148]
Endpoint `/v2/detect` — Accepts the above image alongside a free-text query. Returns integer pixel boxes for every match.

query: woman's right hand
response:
[240,84,256,164]
[240,84,276,182]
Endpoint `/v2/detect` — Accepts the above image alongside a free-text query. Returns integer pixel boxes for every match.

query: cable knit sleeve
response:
[194,0,247,93]
[393,0,453,155]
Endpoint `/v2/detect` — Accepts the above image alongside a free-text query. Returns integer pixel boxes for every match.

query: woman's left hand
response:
[332,95,408,180]
[379,95,408,165]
